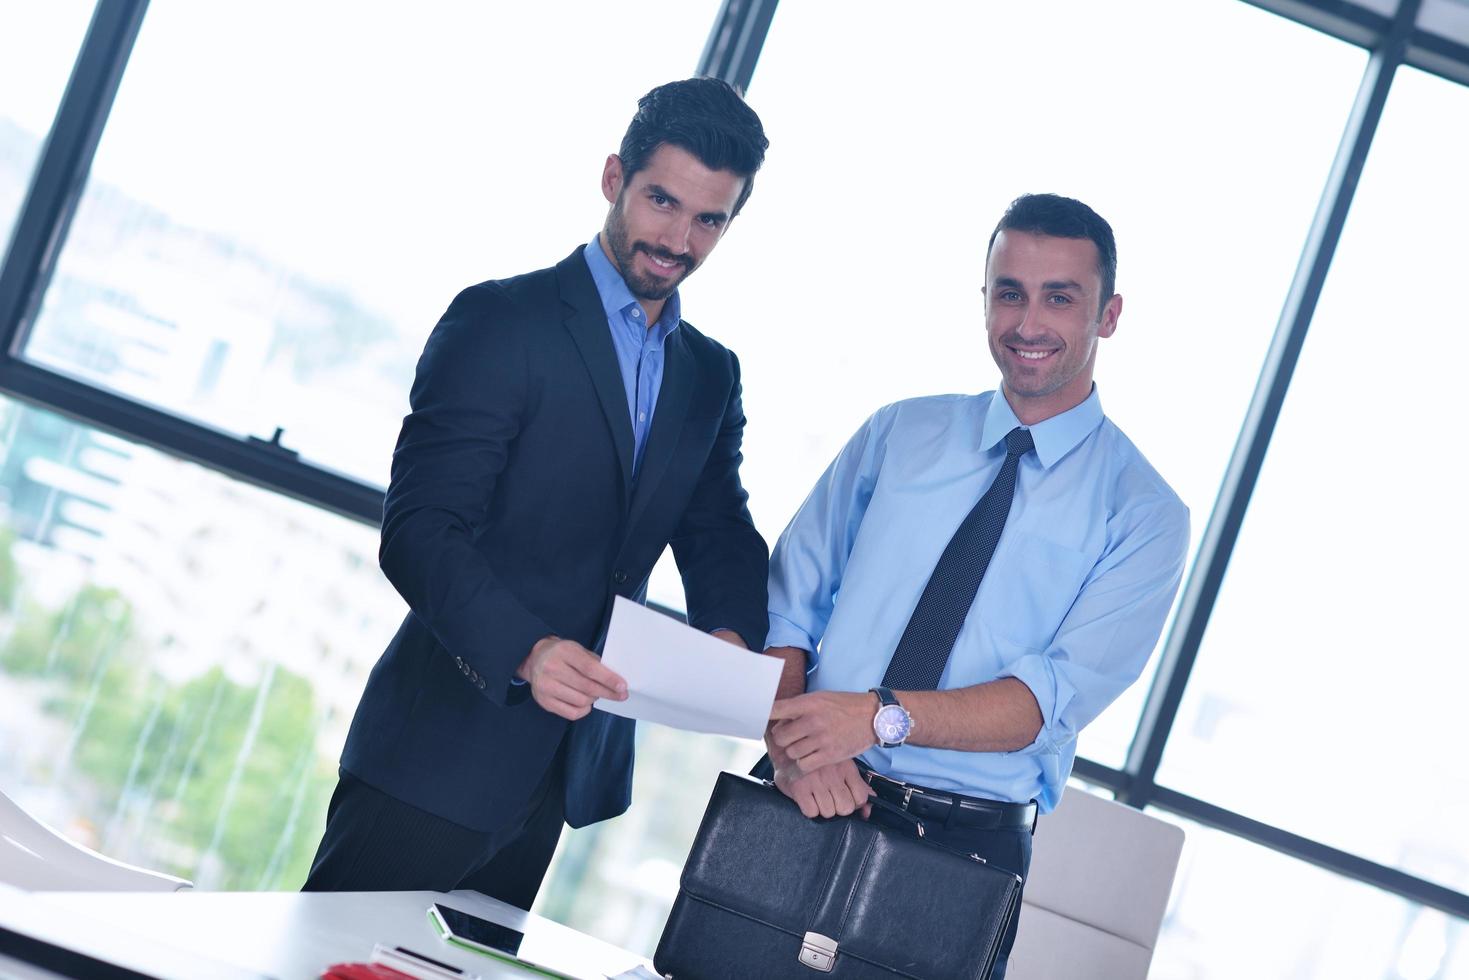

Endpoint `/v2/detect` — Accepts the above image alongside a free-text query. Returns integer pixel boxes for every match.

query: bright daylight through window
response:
[2,0,1466,976]
[1158,63,1469,897]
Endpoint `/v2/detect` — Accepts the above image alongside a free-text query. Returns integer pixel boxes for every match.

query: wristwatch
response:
[869,686,913,748]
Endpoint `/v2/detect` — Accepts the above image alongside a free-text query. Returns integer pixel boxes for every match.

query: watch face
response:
[874,704,911,745]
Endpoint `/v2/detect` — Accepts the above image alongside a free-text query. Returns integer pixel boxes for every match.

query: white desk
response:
[3,888,649,980]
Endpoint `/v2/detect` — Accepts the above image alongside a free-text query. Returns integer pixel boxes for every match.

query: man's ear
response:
[1098,293,1123,339]
[601,154,624,205]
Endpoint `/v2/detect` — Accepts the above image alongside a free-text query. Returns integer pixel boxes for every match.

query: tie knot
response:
[1004,427,1034,458]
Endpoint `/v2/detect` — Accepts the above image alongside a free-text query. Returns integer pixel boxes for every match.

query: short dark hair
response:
[987,194,1118,312]
[617,77,769,218]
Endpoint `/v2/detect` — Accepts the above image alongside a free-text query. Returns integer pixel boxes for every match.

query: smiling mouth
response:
[1011,347,1056,361]
[638,247,691,276]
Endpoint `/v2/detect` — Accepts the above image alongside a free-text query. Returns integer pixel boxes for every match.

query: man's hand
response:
[768,691,877,771]
[516,636,627,721]
[711,629,747,649]
[773,758,873,819]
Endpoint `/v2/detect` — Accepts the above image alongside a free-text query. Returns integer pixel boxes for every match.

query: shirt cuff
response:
[764,613,819,672]
[998,653,1071,756]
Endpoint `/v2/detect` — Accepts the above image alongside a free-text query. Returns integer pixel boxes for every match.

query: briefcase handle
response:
[756,778,930,837]
[757,778,1004,871]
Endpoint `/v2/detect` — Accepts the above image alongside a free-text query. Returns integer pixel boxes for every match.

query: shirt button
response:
[638,412,646,422]
[631,309,641,318]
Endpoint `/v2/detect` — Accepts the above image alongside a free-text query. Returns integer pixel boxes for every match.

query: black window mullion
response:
[1148,786,1469,921]
[0,0,147,356]
[696,0,780,92]
[1408,27,1469,87]
[1238,0,1389,47]
[0,359,384,524]
[1121,0,1424,809]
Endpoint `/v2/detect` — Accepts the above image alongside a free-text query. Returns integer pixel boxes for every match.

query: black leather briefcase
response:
[653,771,1022,979]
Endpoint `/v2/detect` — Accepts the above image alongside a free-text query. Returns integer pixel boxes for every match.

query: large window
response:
[5,0,1469,971]
[0,1,94,245]
[19,0,720,485]
[1157,64,1469,895]
[1152,812,1469,979]
[0,394,404,889]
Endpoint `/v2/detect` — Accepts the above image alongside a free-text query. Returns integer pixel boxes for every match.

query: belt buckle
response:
[880,776,918,813]
[868,770,918,811]
[866,769,904,795]
[866,771,928,839]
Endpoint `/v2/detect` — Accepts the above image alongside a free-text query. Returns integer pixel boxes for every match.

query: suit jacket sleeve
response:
[379,284,552,706]
[669,349,770,650]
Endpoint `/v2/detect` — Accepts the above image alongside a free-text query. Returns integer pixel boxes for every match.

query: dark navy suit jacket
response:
[340,246,770,832]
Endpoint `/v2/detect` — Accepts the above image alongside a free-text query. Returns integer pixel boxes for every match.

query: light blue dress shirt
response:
[766,388,1189,812]
[583,236,681,477]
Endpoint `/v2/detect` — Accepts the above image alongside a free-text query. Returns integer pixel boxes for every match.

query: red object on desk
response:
[321,963,416,979]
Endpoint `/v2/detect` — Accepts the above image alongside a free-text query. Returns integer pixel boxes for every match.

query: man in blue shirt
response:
[764,194,1189,978]
[304,78,770,909]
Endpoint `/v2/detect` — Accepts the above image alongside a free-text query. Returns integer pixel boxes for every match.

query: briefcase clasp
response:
[799,932,839,972]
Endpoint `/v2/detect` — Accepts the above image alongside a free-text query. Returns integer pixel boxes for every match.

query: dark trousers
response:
[302,749,567,912]
[867,803,1033,980]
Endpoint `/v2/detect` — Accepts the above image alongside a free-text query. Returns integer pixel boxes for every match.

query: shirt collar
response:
[979,386,1104,469]
[583,235,682,339]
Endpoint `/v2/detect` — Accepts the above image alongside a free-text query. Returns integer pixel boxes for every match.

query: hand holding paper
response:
[593,597,782,739]
[519,635,627,721]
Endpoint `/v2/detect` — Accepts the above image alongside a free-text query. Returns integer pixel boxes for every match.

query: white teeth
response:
[1016,349,1051,360]
[650,255,676,268]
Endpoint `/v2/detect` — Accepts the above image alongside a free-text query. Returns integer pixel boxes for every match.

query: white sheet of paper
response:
[593,596,782,740]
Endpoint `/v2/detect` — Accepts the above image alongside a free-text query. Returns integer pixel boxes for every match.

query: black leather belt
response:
[862,767,1037,832]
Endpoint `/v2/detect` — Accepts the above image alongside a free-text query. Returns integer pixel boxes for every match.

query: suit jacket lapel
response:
[627,326,694,532]
[556,249,635,492]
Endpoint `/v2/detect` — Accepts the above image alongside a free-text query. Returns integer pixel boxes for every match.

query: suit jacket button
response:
[612,570,628,585]
[477,678,486,690]
[454,656,464,667]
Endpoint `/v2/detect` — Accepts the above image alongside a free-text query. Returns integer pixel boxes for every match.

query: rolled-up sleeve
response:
[1001,493,1190,755]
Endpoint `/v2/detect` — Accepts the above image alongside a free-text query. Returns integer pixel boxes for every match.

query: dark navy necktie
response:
[881,426,1036,692]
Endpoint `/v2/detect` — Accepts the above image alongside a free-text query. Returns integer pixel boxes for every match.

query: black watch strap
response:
[870,685,899,708]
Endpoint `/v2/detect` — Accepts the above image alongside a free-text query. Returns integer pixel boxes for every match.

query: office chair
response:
[1007,786,1184,980]
[0,788,191,891]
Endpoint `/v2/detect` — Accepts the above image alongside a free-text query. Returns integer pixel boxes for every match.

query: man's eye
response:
[699,216,719,228]
[1049,294,1072,305]
[651,194,669,206]
[1000,290,1022,302]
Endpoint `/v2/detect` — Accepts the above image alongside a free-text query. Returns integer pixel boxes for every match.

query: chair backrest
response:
[0,789,191,892]
[1006,787,1183,980]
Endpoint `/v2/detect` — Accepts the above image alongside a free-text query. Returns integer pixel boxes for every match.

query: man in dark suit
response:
[303,77,771,909]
